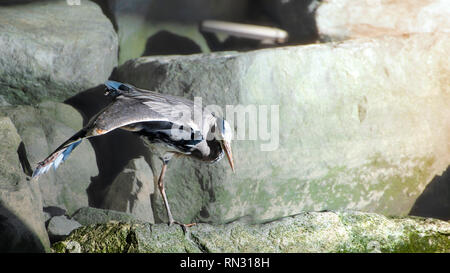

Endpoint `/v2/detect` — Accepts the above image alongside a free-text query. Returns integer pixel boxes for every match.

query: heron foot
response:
[169,220,197,232]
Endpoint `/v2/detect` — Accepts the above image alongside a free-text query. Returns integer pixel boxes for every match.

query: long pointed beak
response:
[222,140,235,173]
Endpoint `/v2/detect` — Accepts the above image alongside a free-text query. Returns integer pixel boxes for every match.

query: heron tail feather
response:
[32,129,85,178]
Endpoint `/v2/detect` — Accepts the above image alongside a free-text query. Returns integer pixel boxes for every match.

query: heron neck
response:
[192,139,224,163]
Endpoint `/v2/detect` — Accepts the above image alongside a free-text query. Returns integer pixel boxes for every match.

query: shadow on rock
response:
[409,165,450,221]
[91,0,118,32]
[142,30,202,57]
[261,0,320,44]
[65,85,152,208]
[200,27,262,52]
[0,204,47,253]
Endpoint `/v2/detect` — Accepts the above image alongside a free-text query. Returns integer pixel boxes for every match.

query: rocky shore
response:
[0,0,449,252]
[52,210,450,253]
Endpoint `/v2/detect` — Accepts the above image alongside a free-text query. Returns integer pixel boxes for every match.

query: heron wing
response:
[131,88,206,131]
[90,90,204,136]
[33,82,208,178]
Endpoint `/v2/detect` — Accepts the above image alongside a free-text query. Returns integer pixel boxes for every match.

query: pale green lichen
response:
[204,154,437,225]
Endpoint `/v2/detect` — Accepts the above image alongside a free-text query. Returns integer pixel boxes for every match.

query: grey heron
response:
[32,80,235,227]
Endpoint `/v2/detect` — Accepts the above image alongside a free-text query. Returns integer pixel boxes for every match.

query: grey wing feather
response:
[33,84,211,178]
[91,96,167,134]
[89,88,207,135]
[132,88,215,134]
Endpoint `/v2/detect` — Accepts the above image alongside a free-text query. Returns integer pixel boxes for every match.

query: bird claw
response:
[169,220,197,232]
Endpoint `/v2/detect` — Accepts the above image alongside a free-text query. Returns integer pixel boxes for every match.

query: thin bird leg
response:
[157,163,175,225]
[157,162,197,230]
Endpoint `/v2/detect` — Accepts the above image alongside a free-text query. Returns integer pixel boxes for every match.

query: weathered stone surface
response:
[0,0,118,105]
[71,207,143,226]
[47,215,82,243]
[52,211,450,253]
[0,102,98,215]
[102,157,155,223]
[113,33,450,224]
[0,117,50,252]
[316,0,450,41]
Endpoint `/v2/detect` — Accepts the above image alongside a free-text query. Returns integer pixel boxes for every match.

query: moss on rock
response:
[52,211,450,253]
[52,222,136,253]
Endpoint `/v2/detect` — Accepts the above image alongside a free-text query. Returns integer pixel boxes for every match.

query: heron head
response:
[215,117,235,173]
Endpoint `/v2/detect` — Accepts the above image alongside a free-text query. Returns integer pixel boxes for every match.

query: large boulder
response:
[0,0,118,105]
[52,211,450,253]
[316,0,450,41]
[0,117,50,252]
[0,102,99,215]
[113,33,450,224]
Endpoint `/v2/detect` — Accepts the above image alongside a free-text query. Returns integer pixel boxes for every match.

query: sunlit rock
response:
[102,157,155,223]
[0,117,50,252]
[113,33,450,224]
[316,0,450,41]
[52,211,450,253]
[0,102,98,215]
[0,0,118,104]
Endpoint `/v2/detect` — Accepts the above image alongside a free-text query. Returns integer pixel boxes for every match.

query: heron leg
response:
[157,162,175,225]
[157,158,197,230]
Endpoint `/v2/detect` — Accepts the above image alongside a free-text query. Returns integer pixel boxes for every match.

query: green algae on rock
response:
[52,211,450,253]
[52,222,200,253]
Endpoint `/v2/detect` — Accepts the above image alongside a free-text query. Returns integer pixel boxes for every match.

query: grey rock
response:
[71,207,143,226]
[0,117,50,252]
[316,0,450,41]
[47,215,82,243]
[43,206,67,223]
[261,0,450,43]
[102,157,155,223]
[0,0,118,105]
[0,95,10,107]
[0,0,39,4]
[112,33,450,224]
[0,102,99,215]
[52,211,450,253]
